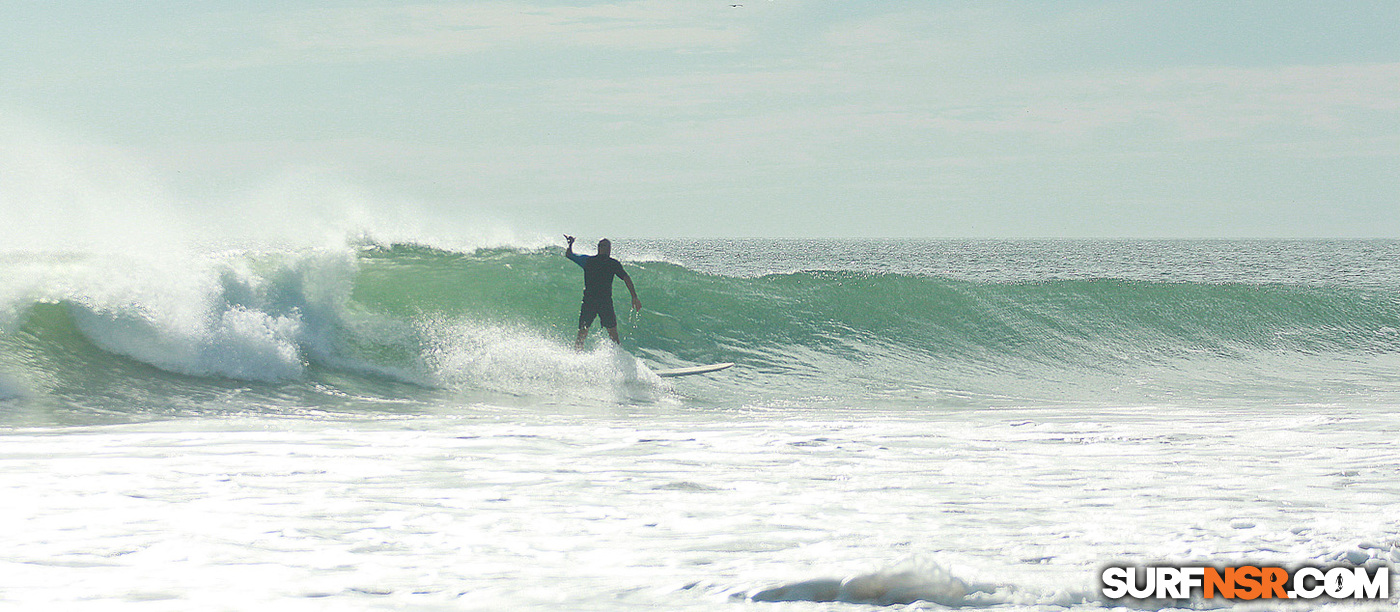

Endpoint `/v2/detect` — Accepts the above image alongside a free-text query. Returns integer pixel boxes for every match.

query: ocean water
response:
[1,238,1398,610]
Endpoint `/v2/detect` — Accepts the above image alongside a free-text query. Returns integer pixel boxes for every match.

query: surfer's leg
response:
[597,302,617,344]
[577,301,598,350]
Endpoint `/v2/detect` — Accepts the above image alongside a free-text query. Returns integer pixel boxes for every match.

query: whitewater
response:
[2,238,1398,610]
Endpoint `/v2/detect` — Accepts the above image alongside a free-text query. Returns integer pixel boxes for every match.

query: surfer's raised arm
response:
[564,234,588,267]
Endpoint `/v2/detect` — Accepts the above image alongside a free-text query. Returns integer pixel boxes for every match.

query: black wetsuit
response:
[567,252,626,328]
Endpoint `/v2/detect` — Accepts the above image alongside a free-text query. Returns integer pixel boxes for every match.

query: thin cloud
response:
[518,57,1400,144]
[215,2,753,68]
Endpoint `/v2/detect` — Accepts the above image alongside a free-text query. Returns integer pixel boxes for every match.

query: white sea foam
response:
[423,318,667,403]
[2,404,1396,610]
[23,249,358,383]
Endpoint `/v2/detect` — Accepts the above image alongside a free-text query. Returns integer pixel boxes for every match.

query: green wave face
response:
[352,245,1400,405]
[355,245,1400,361]
[3,244,1400,424]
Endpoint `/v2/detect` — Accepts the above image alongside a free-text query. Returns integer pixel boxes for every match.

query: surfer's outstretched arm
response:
[621,272,641,311]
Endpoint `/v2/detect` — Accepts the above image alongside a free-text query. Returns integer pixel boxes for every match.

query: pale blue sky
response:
[1,1,1397,242]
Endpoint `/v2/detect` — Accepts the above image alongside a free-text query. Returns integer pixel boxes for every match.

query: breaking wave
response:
[3,241,1399,423]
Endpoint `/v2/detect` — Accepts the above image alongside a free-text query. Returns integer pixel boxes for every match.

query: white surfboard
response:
[653,362,734,378]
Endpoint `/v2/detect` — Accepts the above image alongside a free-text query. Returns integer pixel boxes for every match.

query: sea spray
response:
[421,316,666,404]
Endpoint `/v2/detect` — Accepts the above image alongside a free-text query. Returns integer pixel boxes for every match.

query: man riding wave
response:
[564,235,641,350]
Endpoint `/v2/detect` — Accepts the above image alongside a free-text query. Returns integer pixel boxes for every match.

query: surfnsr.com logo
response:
[1100,565,1391,601]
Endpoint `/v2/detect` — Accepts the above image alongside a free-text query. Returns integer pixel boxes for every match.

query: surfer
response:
[564,235,642,350]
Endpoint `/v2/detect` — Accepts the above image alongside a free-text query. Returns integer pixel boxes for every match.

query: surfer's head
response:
[597,238,611,257]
